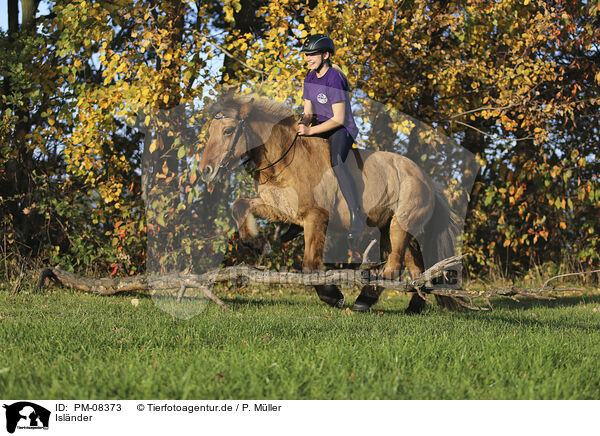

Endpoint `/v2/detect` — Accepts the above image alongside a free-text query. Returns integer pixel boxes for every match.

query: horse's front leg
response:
[302,209,345,308]
[232,198,263,250]
[232,198,260,243]
[232,197,291,249]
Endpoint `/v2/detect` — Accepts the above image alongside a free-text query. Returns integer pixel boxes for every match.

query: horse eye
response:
[223,127,235,136]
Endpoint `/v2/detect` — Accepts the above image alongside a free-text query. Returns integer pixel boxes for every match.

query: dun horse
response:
[199,94,460,312]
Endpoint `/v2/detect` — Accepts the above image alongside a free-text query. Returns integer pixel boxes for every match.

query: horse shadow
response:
[483,292,600,311]
[221,296,310,308]
[375,290,600,331]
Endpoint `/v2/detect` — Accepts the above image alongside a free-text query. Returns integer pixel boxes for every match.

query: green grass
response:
[1,282,600,399]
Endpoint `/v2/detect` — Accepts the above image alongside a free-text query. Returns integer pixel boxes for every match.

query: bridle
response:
[214,113,249,173]
[214,113,300,174]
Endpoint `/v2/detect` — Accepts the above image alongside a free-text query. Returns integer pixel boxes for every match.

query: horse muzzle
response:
[200,165,216,183]
[200,165,219,193]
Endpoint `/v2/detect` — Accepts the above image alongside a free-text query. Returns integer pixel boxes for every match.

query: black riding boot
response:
[332,158,365,239]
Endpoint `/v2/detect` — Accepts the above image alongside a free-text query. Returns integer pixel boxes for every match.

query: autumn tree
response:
[1,0,597,279]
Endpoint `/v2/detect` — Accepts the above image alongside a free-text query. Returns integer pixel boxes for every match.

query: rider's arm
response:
[301,99,314,125]
[305,102,344,135]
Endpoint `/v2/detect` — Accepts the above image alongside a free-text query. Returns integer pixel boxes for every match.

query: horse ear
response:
[221,86,237,100]
[239,98,254,119]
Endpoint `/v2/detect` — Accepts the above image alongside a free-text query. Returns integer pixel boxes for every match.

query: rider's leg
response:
[328,128,365,239]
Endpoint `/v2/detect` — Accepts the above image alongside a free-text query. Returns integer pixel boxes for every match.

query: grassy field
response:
[1,281,600,399]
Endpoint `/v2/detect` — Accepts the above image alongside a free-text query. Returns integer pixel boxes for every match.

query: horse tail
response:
[422,183,463,310]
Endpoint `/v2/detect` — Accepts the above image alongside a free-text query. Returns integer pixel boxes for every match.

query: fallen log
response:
[37,267,228,309]
[37,255,581,310]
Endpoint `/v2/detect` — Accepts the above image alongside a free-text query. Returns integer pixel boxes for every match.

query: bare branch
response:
[452,120,535,142]
[542,269,600,289]
[442,104,517,121]
[205,38,267,76]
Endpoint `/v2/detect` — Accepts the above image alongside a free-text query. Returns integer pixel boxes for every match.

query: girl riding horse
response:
[297,34,365,240]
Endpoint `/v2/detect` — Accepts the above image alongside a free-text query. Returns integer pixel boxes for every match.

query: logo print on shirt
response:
[317,93,328,104]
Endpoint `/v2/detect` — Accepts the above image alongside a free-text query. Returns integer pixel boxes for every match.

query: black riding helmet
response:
[300,34,335,55]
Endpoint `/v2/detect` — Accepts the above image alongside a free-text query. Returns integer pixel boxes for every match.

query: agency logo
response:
[3,402,50,434]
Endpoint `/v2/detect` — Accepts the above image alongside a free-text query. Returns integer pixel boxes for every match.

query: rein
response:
[252,131,299,173]
[215,113,300,174]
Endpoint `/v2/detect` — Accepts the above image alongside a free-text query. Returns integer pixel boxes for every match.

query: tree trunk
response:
[21,0,41,30]
[8,0,19,32]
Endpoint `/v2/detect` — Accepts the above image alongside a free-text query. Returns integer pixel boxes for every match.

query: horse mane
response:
[210,93,294,122]
[246,95,294,121]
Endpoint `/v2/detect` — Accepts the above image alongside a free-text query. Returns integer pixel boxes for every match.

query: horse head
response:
[199,97,255,190]
[199,94,295,192]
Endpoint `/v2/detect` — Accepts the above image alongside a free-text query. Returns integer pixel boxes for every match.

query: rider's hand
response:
[297,124,312,136]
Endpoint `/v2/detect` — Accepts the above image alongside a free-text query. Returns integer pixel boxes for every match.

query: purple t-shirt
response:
[303,67,358,139]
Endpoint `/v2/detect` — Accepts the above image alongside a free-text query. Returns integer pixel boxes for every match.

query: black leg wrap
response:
[405,290,428,314]
[278,223,303,243]
[351,285,382,312]
[351,294,379,312]
[314,285,345,308]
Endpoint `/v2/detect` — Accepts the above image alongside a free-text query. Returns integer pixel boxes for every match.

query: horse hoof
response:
[351,293,378,312]
[320,296,345,308]
[351,301,371,312]
[315,285,345,308]
[405,294,427,314]
[405,306,424,315]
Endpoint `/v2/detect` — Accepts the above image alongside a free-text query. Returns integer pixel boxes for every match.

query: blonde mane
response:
[212,93,294,122]
[241,94,294,120]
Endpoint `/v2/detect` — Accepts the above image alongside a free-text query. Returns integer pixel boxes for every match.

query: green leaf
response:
[484,192,493,206]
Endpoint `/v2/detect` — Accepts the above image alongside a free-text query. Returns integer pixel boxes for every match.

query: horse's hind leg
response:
[404,243,428,314]
[303,209,345,308]
[404,240,462,312]
[352,218,411,312]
